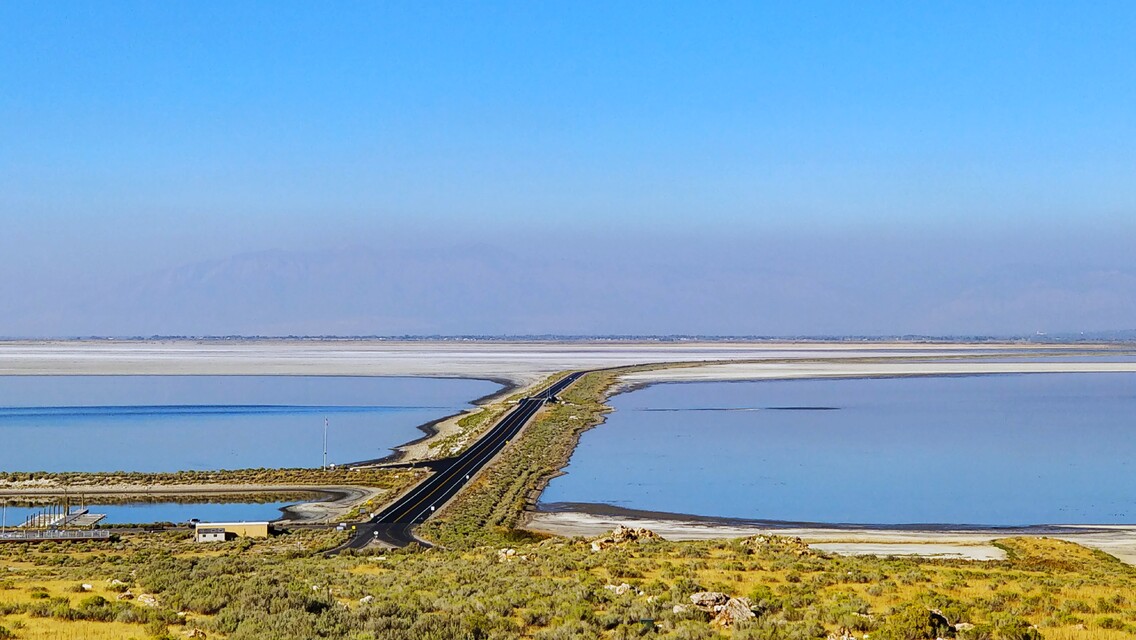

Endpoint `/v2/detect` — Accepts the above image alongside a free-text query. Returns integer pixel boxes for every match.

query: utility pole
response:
[323,417,329,469]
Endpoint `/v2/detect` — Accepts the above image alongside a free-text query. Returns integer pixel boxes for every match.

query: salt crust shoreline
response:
[615,359,1136,392]
[1,339,1126,387]
[524,511,1136,564]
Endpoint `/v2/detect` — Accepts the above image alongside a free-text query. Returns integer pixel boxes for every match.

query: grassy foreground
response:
[2,370,1136,639]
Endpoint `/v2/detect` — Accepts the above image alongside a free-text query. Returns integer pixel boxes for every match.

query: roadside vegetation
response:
[3,369,1136,639]
[425,402,513,460]
[417,369,616,548]
[424,371,573,461]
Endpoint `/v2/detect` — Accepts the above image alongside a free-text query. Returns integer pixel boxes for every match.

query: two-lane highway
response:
[329,371,584,552]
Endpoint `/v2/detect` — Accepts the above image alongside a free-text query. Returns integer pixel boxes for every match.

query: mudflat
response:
[0,339,1124,385]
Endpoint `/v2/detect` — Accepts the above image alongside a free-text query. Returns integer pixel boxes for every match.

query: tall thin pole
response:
[323,417,328,469]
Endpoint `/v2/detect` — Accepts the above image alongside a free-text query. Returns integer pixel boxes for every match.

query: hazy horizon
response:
[3,3,1134,337]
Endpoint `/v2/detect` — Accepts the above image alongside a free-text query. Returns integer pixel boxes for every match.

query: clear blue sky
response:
[1,2,1134,336]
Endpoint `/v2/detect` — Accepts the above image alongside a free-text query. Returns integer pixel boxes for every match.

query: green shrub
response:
[989,615,1041,640]
[1096,617,1124,630]
[876,604,953,640]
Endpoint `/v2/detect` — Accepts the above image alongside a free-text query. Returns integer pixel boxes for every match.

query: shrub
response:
[1096,617,1124,630]
[988,615,1041,640]
[875,604,953,640]
[957,625,993,640]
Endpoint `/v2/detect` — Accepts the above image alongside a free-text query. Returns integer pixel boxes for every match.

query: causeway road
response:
[330,371,585,552]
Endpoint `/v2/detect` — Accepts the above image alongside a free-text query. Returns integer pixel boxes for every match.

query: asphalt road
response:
[328,371,585,553]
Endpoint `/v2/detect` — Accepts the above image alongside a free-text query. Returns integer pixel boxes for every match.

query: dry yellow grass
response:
[0,616,147,640]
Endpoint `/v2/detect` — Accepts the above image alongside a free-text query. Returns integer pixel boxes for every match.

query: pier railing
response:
[0,529,112,542]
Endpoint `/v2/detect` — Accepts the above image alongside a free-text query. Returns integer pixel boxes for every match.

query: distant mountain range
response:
[67,245,542,336]
[4,242,1135,339]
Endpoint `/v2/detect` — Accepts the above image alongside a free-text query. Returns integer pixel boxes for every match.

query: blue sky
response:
[1,2,1134,336]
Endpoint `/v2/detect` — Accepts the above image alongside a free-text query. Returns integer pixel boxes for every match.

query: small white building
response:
[194,527,229,543]
[194,521,270,543]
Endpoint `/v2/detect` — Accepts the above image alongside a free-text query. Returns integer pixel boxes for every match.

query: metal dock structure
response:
[0,503,109,543]
[0,529,112,542]
[18,507,106,529]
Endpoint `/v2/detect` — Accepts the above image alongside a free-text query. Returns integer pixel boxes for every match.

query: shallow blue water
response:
[540,373,1136,526]
[0,376,499,472]
[0,501,295,526]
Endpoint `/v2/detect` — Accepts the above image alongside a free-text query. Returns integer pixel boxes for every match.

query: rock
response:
[689,591,730,611]
[955,623,976,632]
[673,604,690,615]
[929,609,952,630]
[359,595,374,604]
[497,548,517,562]
[740,534,814,557]
[712,597,756,628]
[611,525,660,543]
[117,591,134,601]
[81,583,93,591]
[109,579,127,586]
[688,592,756,628]
[604,583,634,596]
[137,593,159,608]
[590,525,662,551]
[185,629,207,639]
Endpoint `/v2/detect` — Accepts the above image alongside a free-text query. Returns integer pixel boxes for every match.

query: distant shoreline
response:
[345,376,516,466]
[535,501,1113,534]
[525,504,1136,564]
[2,338,1129,388]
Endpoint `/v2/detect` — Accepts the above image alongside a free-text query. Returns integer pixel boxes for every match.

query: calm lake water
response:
[0,376,499,472]
[540,373,1136,526]
[0,500,296,526]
